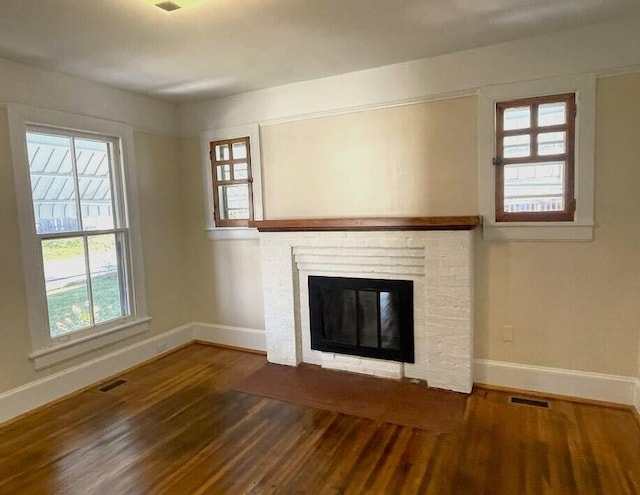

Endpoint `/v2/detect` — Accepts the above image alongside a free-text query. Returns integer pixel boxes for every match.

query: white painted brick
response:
[372,369,404,379]
[294,255,424,267]
[333,355,360,365]
[258,229,474,393]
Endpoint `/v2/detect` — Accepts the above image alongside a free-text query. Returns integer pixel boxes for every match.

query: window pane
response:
[503,134,530,158]
[42,237,91,337]
[537,132,566,156]
[216,164,231,181]
[218,184,250,220]
[88,234,128,325]
[215,144,229,161]
[232,141,247,159]
[538,102,566,127]
[234,163,248,180]
[503,106,530,130]
[27,132,79,234]
[503,161,565,213]
[76,139,115,231]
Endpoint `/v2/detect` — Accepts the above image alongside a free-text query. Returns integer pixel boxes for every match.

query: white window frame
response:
[200,123,264,240]
[7,104,150,369]
[478,74,596,241]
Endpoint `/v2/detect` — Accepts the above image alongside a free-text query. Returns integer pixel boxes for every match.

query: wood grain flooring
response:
[0,343,638,494]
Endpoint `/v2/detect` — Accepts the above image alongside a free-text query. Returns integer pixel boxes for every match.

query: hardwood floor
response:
[0,344,638,494]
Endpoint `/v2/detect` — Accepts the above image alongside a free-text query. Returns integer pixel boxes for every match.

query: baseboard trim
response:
[474,359,638,406]
[194,341,267,356]
[0,324,193,425]
[192,322,266,352]
[0,329,635,426]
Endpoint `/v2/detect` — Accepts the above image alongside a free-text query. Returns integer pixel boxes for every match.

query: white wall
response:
[0,57,177,135]
[2,14,640,409]
[177,15,640,401]
[178,15,640,134]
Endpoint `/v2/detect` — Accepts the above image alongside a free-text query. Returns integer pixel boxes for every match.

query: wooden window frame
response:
[209,137,254,227]
[495,93,576,222]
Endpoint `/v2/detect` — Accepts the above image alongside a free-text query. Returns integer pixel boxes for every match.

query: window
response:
[495,93,576,222]
[210,137,254,227]
[26,128,132,336]
[8,104,149,369]
[200,123,263,240]
[478,74,596,241]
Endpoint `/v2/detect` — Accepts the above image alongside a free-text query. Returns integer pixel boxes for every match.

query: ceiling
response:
[1,0,639,102]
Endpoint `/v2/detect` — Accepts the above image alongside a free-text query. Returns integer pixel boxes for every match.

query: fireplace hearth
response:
[309,276,414,363]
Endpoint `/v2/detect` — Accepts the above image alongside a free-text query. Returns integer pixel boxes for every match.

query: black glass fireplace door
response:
[308,276,414,363]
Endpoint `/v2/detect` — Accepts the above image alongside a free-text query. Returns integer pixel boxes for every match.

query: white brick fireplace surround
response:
[253,217,480,394]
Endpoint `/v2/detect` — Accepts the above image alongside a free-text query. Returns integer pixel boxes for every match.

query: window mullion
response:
[109,142,125,230]
[38,228,125,241]
[69,138,84,232]
[229,143,235,181]
[530,104,539,161]
[216,179,251,186]
[82,235,95,327]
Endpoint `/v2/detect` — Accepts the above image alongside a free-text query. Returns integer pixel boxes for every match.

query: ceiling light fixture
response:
[144,0,206,13]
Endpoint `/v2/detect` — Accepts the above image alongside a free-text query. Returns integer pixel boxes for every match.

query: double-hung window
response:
[8,105,149,369]
[26,128,132,336]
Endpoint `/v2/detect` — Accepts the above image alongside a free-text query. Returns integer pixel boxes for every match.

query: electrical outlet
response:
[501,325,514,342]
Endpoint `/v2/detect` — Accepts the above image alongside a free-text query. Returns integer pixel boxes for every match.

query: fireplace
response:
[308,276,414,363]
[253,217,479,393]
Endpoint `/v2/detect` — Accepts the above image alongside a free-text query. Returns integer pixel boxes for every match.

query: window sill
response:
[28,317,151,370]
[483,222,593,242]
[206,227,258,241]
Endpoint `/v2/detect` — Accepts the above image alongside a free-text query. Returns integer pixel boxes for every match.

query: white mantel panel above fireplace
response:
[257,230,474,393]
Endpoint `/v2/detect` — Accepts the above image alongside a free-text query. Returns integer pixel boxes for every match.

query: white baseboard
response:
[475,359,638,406]
[1,329,635,425]
[0,324,193,425]
[192,322,266,352]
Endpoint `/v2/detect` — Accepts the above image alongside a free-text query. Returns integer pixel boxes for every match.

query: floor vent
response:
[99,379,128,392]
[509,396,550,408]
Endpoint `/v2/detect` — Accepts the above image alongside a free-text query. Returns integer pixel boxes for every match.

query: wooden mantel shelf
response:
[249,216,481,232]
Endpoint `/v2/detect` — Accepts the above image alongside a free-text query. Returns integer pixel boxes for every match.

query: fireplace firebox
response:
[308,276,414,363]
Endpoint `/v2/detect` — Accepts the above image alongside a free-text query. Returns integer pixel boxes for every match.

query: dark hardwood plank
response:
[0,344,638,494]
